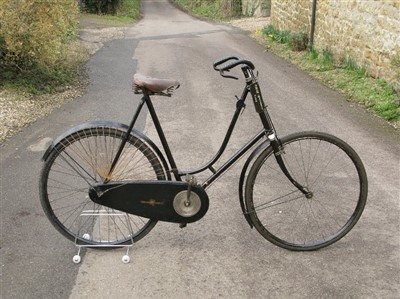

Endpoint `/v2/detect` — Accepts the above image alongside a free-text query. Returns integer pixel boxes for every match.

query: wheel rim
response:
[41,127,165,245]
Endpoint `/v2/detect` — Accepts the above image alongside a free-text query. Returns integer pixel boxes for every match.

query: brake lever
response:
[220,70,239,80]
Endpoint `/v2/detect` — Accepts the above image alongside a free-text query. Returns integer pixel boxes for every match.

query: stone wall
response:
[242,0,271,17]
[271,0,400,82]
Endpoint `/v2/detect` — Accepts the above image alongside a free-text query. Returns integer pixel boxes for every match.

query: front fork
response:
[245,68,312,198]
[268,134,313,198]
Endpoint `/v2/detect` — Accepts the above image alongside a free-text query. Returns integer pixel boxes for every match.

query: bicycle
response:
[39,56,368,254]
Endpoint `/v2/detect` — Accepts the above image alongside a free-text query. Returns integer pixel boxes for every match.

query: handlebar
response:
[213,56,239,71]
[213,56,255,80]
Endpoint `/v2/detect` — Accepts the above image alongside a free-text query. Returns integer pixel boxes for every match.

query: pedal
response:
[179,223,187,229]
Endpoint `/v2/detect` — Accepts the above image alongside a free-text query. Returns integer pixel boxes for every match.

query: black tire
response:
[39,126,166,246]
[245,131,368,251]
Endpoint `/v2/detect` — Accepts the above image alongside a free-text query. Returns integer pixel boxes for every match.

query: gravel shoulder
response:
[0,15,268,144]
[0,14,132,144]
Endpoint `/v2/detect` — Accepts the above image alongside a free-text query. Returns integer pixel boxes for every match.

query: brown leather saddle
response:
[133,73,180,97]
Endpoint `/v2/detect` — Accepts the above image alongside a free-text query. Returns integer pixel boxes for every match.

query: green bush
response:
[262,25,307,51]
[0,35,5,61]
[172,0,242,19]
[290,32,308,51]
[262,25,290,44]
[115,0,140,19]
[0,0,78,71]
[82,0,120,15]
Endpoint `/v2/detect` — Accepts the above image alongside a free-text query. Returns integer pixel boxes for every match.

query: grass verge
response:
[254,25,400,128]
[170,0,241,20]
[172,0,224,19]
[114,0,141,20]
[167,3,399,127]
[0,42,87,95]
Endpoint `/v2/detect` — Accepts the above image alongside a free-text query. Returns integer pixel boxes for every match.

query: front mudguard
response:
[41,120,171,180]
[238,140,271,228]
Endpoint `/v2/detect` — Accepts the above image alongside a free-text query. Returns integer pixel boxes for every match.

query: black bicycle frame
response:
[145,86,270,188]
[111,66,310,196]
[113,69,267,186]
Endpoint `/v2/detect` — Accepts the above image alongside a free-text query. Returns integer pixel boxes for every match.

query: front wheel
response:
[39,126,167,247]
[245,131,368,251]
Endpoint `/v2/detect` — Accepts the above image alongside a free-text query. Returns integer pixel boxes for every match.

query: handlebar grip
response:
[221,59,255,72]
[213,56,239,71]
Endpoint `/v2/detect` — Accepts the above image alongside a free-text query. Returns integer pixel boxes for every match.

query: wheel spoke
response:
[248,190,302,213]
[40,127,165,246]
[246,132,367,251]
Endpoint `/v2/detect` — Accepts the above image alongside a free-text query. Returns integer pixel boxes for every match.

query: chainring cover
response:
[90,180,209,223]
[173,191,202,217]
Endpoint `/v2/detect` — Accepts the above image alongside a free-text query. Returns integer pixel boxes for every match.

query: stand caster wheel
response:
[122,255,130,264]
[73,255,81,264]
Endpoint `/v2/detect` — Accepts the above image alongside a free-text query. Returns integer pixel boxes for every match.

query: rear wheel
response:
[39,126,166,246]
[245,131,367,251]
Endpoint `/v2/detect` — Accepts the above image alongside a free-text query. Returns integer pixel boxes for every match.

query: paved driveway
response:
[2,0,399,298]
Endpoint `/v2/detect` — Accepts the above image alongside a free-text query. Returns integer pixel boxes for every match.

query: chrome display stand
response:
[72,209,134,264]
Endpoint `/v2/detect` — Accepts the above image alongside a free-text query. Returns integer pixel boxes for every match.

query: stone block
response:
[243,0,271,17]
[270,0,399,81]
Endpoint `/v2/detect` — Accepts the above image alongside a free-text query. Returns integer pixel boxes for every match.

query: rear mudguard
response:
[238,140,271,228]
[41,121,171,180]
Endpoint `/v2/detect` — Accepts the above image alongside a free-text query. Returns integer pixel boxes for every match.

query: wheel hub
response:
[305,191,314,199]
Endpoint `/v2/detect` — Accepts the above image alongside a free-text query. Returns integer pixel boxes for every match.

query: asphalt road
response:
[2,0,399,298]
